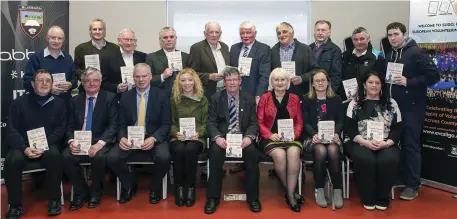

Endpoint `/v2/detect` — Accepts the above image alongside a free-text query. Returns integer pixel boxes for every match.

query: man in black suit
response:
[146,27,190,96]
[106,63,171,204]
[62,67,118,210]
[100,29,146,95]
[230,21,271,103]
[189,21,229,100]
[204,67,261,214]
[271,22,319,96]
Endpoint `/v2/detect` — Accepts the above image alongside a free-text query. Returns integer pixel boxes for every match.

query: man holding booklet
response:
[204,67,260,214]
[106,63,171,204]
[4,69,66,218]
[62,67,119,210]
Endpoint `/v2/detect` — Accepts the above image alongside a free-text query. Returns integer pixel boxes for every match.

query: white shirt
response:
[44,47,64,59]
[352,49,367,57]
[209,41,227,88]
[120,47,134,67]
[238,41,255,57]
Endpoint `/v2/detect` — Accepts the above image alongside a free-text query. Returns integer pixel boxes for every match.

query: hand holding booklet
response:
[318,121,335,144]
[277,119,294,142]
[226,134,242,158]
[128,126,145,149]
[367,121,384,141]
[179,117,196,140]
[73,131,92,155]
[27,127,49,152]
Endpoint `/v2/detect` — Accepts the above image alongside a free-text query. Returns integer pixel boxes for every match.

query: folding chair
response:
[116,153,168,201]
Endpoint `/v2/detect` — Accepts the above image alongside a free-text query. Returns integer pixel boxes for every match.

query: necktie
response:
[138,92,146,126]
[228,96,237,131]
[242,46,249,57]
[85,97,94,131]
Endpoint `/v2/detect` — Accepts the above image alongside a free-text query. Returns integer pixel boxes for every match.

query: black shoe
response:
[5,206,22,219]
[87,195,102,209]
[119,185,137,204]
[285,197,301,212]
[69,195,87,211]
[284,193,304,205]
[149,190,161,204]
[47,200,62,216]
[175,186,185,207]
[248,200,262,212]
[185,186,196,207]
[204,198,219,214]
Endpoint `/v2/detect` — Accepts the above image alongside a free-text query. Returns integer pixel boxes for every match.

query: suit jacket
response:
[118,86,171,143]
[66,90,119,146]
[309,38,342,92]
[230,41,271,97]
[189,40,230,99]
[257,91,303,140]
[271,39,319,96]
[100,50,147,94]
[206,90,258,141]
[145,49,190,96]
[302,95,344,138]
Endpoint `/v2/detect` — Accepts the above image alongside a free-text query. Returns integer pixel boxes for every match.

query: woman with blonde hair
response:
[302,69,344,209]
[170,68,208,207]
[257,67,304,212]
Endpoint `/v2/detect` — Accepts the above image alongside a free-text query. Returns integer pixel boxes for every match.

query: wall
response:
[69,1,409,55]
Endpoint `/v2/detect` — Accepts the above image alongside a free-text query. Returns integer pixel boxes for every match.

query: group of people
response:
[3,18,439,219]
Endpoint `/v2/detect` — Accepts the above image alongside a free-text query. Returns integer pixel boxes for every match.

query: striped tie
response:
[242,46,249,57]
[228,96,237,131]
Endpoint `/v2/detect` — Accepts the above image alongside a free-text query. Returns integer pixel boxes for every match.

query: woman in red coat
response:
[257,67,304,212]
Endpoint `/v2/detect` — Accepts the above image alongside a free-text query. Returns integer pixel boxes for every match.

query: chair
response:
[116,153,168,201]
[18,161,64,206]
[380,37,391,57]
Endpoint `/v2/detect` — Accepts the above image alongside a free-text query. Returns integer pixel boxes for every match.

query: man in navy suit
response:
[230,21,271,104]
[100,29,146,96]
[106,63,171,204]
[62,67,118,210]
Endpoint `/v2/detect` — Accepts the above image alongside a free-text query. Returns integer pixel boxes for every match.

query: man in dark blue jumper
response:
[4,69,66,219]
[385,22,440,201]
[24,25,77,107]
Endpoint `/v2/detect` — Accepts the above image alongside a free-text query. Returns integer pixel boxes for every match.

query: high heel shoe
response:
[285,197,301,212]
[284,193,304,205]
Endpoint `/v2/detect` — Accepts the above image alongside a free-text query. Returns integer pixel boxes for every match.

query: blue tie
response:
[228,96,237,131]
[86,97,94,131]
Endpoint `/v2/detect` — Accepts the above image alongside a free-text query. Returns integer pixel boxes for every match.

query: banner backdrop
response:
[409,0,457,193]
[1,1,69,181]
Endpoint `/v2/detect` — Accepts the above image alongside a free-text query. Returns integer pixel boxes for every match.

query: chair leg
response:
[391,187,395,200]
[206,160,210,180]
[298,162,303,195]
[116,177,120,201]
[71,186,74,202]
[326,169,335,211]
[169,164,174,185]
[60,182,64,205]
[162,173,167,200]
[341,161,346,199]
[346,159,350,199]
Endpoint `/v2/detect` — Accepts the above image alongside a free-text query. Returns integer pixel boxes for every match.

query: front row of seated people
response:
[4,64,402,218]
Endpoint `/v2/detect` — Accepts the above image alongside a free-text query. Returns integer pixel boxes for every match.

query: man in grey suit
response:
[145,27,190,96]
[230,21,271,104]
[271,22,319,97]
[189,21,230,100]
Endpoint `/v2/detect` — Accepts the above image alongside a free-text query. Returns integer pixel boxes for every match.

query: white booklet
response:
[224,194,247,201]
[52,73,66,86]
[342,78,358,99]
[74,131,92,155]
[179,117,196,140]
[226,134,243,158]
[281,61,296,77]
[167,51,183,71]
[367,121,384,141]
[120,66,134,90]
[278,119,294,142]
[128,126,145,149]
[318,121,335,144]
[238,57,252,76]
[385,62,404,84]
[27,127,49,152]
[84,54,101,71]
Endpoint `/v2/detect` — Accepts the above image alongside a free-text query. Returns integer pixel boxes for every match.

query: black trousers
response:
[398,112,423,190]
[62,146,110,197]
[170,140,203,186]
[106,142,171,191]
[206,142,259,202]
[4,146,63,206]
[351,143,399,206]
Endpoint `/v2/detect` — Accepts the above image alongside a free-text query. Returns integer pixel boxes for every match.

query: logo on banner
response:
[427,0,457,16]
[451,146,457,156]
[19,5,44,39]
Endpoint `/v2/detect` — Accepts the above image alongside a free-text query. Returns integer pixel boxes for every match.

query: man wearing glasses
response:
[100,29,146,97]
[62,67,118,210]
[24,26,78,108]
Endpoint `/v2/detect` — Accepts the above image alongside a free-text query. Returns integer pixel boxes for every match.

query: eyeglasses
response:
[83,79,101,84]
[314,79,328,84]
